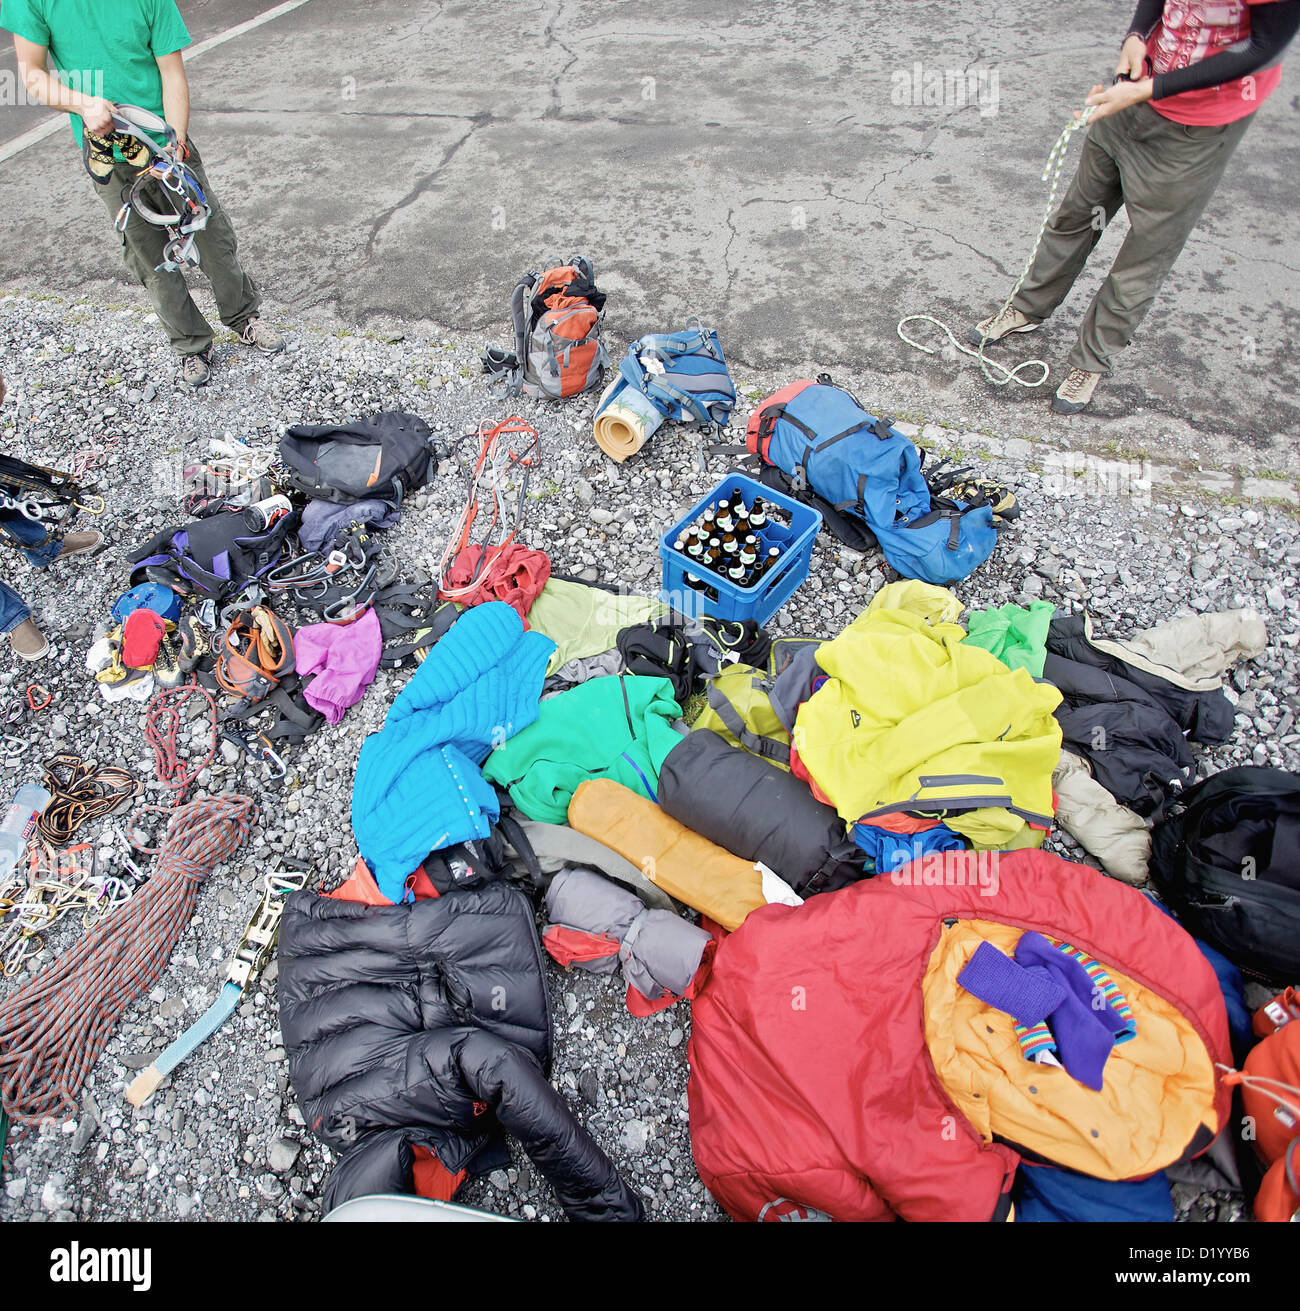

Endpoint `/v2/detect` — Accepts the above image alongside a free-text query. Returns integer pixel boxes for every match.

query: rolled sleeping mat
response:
[592,377,665,463]
[567,778,801,932]
[658,728,867,897]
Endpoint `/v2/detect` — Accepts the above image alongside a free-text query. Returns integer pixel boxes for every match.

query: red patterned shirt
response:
[1148,0,1286,124]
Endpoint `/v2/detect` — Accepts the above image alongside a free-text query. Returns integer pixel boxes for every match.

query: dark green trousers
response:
[1013,102,1253,375]
[94,140,261,358]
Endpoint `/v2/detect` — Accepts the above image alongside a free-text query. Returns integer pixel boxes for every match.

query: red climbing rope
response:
[143,678,219,808]
[0,794,256,1126]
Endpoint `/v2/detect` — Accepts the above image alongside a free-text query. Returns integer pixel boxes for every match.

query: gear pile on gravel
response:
[1,289,1296,1223]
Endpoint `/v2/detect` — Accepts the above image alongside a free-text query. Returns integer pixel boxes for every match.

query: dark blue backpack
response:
[746,377,1000,586]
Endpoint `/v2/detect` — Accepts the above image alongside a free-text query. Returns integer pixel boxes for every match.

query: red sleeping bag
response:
[688,849,1231,1222]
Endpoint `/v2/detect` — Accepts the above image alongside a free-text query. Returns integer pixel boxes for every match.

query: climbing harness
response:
[436,417,541,601]
[36,754,141,846]
[125,858,309,1107]
[896,105,1097,389]
[0,453,104,550]
[96,105,212,273]
[0,794,256,1126]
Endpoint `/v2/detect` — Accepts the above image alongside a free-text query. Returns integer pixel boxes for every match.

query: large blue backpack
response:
[613,320,736,430]
[746,377,1000,586]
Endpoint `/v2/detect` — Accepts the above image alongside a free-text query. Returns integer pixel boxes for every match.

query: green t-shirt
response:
[1,0,190,148]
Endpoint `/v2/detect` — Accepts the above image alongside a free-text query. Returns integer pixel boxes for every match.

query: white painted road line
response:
[0,0,315,167]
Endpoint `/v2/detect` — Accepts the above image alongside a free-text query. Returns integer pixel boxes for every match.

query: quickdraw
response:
[0,842,135,978]
[125,858,309,1106]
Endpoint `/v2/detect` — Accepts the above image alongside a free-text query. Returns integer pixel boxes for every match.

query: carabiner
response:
[26,683,51,713]
[1,734,30,759]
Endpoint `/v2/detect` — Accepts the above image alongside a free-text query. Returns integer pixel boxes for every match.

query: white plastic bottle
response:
[0,783,52,881]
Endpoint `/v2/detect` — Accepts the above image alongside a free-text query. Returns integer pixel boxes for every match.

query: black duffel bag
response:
[657,728,866,897]
[1149,767,1300,981]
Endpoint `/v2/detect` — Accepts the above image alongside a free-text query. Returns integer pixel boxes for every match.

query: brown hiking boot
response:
[9,619,49,661]
[967,304,1039,347]
[181,352,212,390]
[57,530,104,558]
[1052,367,1102,415]
[238,317,286,354]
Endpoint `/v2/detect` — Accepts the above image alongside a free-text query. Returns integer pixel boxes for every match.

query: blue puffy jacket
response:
[351,602,555,901]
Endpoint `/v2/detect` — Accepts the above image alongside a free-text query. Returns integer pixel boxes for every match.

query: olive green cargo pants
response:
[94,140,261,358]
[1012,102,1253,375]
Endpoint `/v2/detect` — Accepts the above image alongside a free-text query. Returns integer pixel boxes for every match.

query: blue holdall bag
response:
[745,375,1004,586]
[614,319,736,431]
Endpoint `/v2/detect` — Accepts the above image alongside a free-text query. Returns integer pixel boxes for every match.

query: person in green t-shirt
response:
[3,0,286,390]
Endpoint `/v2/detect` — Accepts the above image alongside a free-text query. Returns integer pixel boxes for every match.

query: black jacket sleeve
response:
[1151,0,1300,100]
[1127,0,1166,41]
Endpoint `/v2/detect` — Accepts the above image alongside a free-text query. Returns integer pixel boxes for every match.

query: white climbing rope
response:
[897,104,1096,389]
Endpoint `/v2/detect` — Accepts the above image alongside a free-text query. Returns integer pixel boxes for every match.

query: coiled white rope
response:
[897,105,1096,389]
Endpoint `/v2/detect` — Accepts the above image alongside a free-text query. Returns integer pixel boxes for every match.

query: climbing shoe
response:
[82,130,152,183]
[181,351,212,390]
[175,612,211,673]
[153,631,184,689]
[238,318,286,354]
[57,530,104,558]
[9,619,49,661]
[968,304,1039,347]
[1052,368,1102,415]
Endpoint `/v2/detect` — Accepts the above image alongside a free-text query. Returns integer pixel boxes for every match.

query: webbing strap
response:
[124,981,242,1107]
[705,685,791,765]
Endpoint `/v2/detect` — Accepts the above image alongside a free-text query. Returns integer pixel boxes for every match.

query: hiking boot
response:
[967,304,1039,347]
[238,317,286,354]
[181,351,212,390]
[9,619,49,661]
[57,530,104,558]
[1052,367,1102,415]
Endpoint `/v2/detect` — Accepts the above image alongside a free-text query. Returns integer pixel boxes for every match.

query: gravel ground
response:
[0,286,1295,1224]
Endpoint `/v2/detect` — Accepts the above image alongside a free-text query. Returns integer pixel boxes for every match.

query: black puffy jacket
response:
[278,882,644,1221]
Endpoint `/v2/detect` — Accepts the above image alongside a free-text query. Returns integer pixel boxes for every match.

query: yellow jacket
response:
[794,582,1063,847]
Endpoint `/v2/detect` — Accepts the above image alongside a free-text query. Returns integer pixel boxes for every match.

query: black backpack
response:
[1149,768,1300,981]
[128,503,296,600]
[279,411,437,505]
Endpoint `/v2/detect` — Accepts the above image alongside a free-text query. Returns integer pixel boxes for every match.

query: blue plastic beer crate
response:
[659,473,822,624]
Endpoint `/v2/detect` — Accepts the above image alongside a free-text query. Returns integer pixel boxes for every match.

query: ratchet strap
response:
[125,862,308,1107]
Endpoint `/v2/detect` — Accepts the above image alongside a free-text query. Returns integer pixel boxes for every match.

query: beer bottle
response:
[674,533,689,555]
[720,532,739,555]
[699,508,716,536]
[716,499,736,533]
[749,498,768,531]
[738,541,757,568]
[734,503,751,534]
[727,561,747,587]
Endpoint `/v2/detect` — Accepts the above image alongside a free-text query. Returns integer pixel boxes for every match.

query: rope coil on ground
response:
[0,794,256,1126]
[896,106,1095,389]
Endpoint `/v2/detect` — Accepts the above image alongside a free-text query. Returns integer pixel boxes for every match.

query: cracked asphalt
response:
[0,2,1297,468]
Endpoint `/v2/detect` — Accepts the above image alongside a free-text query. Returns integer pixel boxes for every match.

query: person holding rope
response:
[0,375,104,662]
[3,0,286,391]
[971,0,1300,415]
